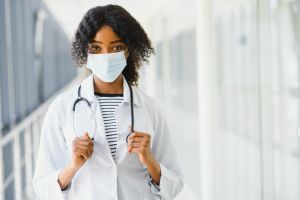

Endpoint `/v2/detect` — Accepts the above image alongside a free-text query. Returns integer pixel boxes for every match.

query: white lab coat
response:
[32,74,184,200]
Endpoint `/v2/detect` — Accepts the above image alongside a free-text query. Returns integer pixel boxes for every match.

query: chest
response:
[61,96,155,164]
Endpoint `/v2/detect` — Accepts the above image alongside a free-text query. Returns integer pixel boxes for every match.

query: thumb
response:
[128,125,132,133]
[83,132,89,138]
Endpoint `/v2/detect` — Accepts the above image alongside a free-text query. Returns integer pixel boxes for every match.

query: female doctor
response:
[32,4,184,200]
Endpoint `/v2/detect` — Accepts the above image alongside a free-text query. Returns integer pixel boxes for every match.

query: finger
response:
[129,142,144,148]
[87,148,94,157]
[128,136,142,148]
[75,143,90,151]
[82,132,91,140]
[128,125,134,133]
[132,137,145,143]
[128,141,148,153]
[77,137,91,143]
[130,147,142,154]
[127,134,147,146]
[127,137,144,144]
[80,153,88,160]
[74,149,89,159]
[132,131,148,137]
[76,140,90,146]
[128,132,144,141]
[74,139,94,148]
[81,149,92,159]
[77,136,94,145]
[74,149,88,157]
[86,143,94,152]
[83,132,89,137]
[131,133,151,144]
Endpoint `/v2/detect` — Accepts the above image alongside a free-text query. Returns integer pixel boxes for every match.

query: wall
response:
[143,0,300,199]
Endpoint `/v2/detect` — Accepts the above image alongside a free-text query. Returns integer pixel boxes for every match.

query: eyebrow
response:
[91,39,124,44]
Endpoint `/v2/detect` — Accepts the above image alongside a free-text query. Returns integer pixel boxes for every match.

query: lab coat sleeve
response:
[32,94,70,200]
[149,100,185,199]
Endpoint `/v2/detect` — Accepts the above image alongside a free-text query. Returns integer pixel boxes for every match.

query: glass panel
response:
[213,2,262,200]
[3,141,14,180]
[21,164,26,191]
[146,0,199,198]
[10,0,26,123]
[24,0,39,112]
[271,1,300,199]
[168,28,200,196]
[0,0,10,134]
[4,180,15,200]
[19,130,25,158]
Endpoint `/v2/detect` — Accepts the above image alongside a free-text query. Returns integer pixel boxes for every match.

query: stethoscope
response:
[72,78,134,143]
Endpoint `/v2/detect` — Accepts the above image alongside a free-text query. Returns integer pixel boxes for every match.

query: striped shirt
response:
[94,92,124,161]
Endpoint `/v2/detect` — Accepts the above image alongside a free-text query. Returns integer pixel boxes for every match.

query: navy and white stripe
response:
[95,93,124,161]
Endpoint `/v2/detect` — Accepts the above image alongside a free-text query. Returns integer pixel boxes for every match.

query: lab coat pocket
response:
[118,132,144,167]
[126,151,143,166]
[123,142,143,167]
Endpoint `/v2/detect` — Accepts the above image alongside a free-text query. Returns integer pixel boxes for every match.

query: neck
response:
[93,74,123,94]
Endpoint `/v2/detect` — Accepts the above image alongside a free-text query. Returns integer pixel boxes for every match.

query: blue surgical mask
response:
[86,51,127,82]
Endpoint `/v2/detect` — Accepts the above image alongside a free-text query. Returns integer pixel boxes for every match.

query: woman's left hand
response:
[127,127,162,185]
[127,128,155,167]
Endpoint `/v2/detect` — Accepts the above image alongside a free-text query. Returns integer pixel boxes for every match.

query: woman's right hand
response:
[71,132,94,170]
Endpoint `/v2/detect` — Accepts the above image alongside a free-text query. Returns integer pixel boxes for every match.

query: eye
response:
[113,45,124,52]
[89,46,100,54]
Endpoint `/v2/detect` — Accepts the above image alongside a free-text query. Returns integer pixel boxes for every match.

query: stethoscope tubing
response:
[72,77,134,143]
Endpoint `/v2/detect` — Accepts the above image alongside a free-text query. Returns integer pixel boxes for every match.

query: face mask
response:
[86,51,127,82]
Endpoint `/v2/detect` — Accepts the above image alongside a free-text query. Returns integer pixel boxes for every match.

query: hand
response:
[127,126,155,167]
[127,126,162,184]
[71,132,94,170]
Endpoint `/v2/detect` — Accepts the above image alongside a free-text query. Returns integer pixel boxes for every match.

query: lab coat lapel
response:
[79,74,143,165]
[115,75,140,144]
[80,74,115,164]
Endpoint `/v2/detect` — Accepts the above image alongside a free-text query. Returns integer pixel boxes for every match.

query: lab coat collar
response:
[80,73,140,106]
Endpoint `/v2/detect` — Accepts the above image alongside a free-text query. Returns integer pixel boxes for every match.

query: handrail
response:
[0,72,88,199]
[0,74,86,147]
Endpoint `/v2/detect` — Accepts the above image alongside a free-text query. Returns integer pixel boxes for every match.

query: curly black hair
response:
[71,4,155,86]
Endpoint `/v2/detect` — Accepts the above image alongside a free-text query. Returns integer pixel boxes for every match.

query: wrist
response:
[69,162,81,172]
[146,158,161,185]
[146,157,159,170]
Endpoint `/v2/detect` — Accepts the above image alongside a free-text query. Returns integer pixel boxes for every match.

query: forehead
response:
[92,25,123,43]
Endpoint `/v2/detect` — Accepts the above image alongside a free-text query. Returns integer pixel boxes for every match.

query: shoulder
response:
[135,87,158,109]
[60,85,79,104]
[134,87,165,125]
[46,82,80,116]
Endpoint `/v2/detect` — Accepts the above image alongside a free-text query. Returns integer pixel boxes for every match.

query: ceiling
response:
[42,0,168,39]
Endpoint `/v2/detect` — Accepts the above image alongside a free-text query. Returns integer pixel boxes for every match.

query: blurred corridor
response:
[1,0,300,199]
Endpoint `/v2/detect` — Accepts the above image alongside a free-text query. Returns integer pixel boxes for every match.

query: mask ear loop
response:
[126,79,134,143]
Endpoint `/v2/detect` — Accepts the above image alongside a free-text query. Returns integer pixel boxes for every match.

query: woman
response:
[32,4,184,200]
